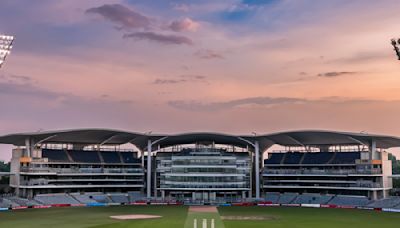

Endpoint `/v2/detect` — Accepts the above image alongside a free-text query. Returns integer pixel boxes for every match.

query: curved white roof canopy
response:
[0,129,400,151]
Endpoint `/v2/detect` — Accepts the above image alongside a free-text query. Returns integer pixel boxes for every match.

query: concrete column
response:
[154,166,157,199]
[25,137,31,157]
[161,190,165,200]
[141,150,144,167]
[255,141,260,199]
[370,140,378,160]
[28,189,33,199]
[147,139,152,199]
[371,191,378,200]
[249,151,252,198]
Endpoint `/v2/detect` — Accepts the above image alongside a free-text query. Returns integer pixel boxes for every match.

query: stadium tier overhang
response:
[1,129,400,152]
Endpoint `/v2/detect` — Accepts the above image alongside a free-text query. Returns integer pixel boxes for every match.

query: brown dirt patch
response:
[221,215,279,221]
[189,206,218,213]
[110,214,162,220]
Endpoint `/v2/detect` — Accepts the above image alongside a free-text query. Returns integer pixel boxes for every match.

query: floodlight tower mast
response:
[391,38,400,60]
[0,34,15,68]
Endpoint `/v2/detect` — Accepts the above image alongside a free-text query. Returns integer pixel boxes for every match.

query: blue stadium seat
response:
[264,192,280,203]
[302,152,333,164]
[283,152,303,164]
[367,197,400,208]
[278,193,298,204]
[70,193,97,204]
[264,153,284,165]
[92,194,111,203]
[100,151,121,163]
[329,195,370,206]
[330,152,360,164]
[121,152,140,163]
[293,194,316,204]
[34,194,79,205]
[109,193,129,204]
[42,149,70,162]
[68,150,100,163]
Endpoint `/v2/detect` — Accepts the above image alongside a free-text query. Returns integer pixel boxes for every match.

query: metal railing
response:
[20,167,143,174]
[263,168,382,175]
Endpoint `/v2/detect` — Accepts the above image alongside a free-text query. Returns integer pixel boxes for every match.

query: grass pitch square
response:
[184,206,224,228]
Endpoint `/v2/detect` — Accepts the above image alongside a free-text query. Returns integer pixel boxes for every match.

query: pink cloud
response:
[168,18,199,32]
[85,4,151,30]
[123,32,193,45]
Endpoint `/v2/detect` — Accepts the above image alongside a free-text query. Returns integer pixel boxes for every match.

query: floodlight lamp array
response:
[0,35,14,68]
[391,38,400,60]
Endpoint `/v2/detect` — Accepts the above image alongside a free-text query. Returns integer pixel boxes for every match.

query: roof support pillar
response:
[141,150,145,167]
[369,140,378,160]
[255,140,260,199]
[24,137,33,157]
[147,139,152,199]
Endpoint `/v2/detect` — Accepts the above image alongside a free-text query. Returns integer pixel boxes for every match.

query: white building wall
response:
[381,151,392,196]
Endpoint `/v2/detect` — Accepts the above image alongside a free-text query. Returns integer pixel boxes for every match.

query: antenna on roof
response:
[391,38,400,60]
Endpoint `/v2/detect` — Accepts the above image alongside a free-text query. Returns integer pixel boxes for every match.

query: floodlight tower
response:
[391,38,400,60]
[0,34,15,68]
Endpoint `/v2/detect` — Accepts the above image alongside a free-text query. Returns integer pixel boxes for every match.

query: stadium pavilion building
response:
[0,129,399,202]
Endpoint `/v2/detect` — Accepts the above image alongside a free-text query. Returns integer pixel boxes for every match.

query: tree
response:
[0,161,10,172]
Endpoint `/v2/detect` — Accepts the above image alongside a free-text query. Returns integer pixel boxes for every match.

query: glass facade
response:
[156,147,251,202]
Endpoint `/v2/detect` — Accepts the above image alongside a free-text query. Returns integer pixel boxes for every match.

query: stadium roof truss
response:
[1,129,400,151]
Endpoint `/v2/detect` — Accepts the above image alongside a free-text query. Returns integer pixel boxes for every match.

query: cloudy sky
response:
[1,0,400,161]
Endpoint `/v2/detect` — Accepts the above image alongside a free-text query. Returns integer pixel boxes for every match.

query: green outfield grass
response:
[1,206,400,228]
[219,206,400,228]
[0,206,187,228]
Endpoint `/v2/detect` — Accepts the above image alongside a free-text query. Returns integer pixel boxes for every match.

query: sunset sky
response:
[1,0,400,161]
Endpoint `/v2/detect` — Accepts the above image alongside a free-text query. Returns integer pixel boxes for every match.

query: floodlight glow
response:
[0,34,14,68]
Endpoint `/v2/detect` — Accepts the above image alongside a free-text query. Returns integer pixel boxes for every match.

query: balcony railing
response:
[161,181,247,186]
[20,178,144,186]
[20,167,143,174]
[160,183,249,189]
[263,168,382,175]
[264,182,383,189]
